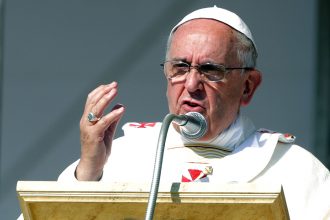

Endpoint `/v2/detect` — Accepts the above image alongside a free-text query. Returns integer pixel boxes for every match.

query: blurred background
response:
[0,0,329,219]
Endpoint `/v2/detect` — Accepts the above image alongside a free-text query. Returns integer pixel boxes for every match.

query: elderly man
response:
[59,6,330,219]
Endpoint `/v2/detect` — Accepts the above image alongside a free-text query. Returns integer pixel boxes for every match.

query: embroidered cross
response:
[181,166,213,182]
[129,122,156,128]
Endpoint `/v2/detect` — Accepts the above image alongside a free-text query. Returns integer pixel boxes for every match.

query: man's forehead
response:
[169,20,238,64]
[171,19,235,49]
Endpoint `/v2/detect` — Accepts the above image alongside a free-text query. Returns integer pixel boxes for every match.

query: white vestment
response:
[59,119,330,220]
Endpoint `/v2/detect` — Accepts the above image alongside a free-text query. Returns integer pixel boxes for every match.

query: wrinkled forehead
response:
[171,19,236,51]
[168,19,240,64]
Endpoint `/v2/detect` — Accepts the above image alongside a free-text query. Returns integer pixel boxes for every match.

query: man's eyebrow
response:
[199,58,223,65]
[171,57,188,62]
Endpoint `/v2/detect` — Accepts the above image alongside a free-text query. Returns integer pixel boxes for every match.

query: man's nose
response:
[184,69,203,92]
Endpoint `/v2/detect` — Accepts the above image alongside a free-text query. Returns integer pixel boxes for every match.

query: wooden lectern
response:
[17,181,289,220]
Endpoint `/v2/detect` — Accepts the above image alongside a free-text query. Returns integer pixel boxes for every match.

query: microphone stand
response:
[145,114,186,220]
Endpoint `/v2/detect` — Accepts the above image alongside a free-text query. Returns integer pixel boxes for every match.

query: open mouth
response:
[182,100,204,112]
[184,101,199,107]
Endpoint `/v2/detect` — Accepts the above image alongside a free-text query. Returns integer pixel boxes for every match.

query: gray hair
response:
[232,30,258,68]
[165,28,258,68]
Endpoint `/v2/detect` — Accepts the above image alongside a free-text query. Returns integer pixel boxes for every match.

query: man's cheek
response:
[167,94,176,113]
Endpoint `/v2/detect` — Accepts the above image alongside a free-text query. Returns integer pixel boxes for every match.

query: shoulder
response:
[257,128,296,144]
[111,121,162,152]
[256,129,329,180]
[121,122,162,136]
[251,128,329,177]
[277,143,329,175]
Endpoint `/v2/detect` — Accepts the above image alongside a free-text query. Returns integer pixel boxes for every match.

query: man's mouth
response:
[181,100,205,112]
[184,101,199,107]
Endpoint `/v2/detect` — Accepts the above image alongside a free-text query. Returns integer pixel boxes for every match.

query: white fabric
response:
[58,117,330,220]
[170,6,257,51]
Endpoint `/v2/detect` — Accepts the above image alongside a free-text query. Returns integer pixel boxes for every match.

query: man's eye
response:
[200,64,226,81]
[172,63,189,74]
[173,63,189,69]
[200,64,223,72]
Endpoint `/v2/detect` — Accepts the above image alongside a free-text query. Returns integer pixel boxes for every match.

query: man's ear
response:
[240,70,262,106]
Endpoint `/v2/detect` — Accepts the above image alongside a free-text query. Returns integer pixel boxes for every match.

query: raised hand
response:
[75,82,125,181]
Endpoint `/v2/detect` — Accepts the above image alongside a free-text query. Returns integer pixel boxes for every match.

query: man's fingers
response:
[85,82,118,111]
[87,82,117,103]
[91,87,118,118]
[83,82,119,124]
[107,104,125,133]
[95,104,125,130]
[103,104,125,152]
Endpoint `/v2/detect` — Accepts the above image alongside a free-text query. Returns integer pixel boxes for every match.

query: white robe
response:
[59,122,330,220]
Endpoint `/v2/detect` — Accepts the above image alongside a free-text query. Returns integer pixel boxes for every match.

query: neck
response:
[181,114,256,151]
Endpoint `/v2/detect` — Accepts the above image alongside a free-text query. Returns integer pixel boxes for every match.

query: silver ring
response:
[87,112,100,122]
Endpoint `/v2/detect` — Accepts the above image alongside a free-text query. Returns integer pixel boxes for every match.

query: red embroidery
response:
[181,169,207,182]
[189,169,203,180]
[129,122,156,128]
[181,176,191,182]
[284,133,294,138]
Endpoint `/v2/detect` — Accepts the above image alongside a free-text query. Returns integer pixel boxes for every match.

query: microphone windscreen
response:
[180,112,207,140]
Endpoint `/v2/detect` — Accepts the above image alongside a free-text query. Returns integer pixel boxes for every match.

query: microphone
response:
[173,112,208,140]
[145,112,207,220]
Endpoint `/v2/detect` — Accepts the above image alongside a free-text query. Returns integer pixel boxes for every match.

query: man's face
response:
[166,19,258,141]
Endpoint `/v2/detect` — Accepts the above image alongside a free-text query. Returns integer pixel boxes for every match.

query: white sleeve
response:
[57,160,80,182]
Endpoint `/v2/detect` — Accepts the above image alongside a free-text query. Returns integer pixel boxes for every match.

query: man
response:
[59,6,330,219]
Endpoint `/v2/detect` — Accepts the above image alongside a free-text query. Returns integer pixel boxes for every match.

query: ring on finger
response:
[87,112,101,123]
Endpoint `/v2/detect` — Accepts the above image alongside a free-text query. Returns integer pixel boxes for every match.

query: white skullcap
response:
[171,6,257,51]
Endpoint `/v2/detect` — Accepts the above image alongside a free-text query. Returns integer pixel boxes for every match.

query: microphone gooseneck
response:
[145,112,208,220]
